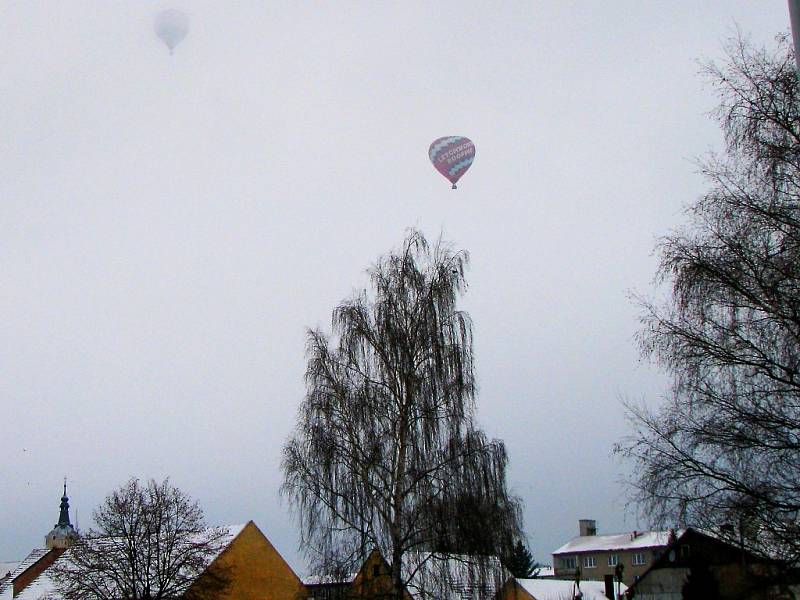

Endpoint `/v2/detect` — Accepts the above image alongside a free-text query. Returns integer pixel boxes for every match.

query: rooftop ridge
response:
[552,528,685,555]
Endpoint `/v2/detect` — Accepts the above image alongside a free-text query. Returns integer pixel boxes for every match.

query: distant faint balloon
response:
[428,136,475,189]
[154,9,189,53]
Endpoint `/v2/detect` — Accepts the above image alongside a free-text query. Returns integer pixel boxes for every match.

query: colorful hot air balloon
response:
[428,136,475,189]
[154,9,189,54]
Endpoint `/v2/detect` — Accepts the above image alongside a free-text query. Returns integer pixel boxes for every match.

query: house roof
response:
[0,561,21,578]
[624,527,775,596]
[14,565,57,600]
[13,524,247,600]
[301,548,379,585]
[516,578,627,600]
[303,573,358,586]
[404,553,504,600]
[553,529,683,555]
[303,550,506,600]
[0,549,49,596]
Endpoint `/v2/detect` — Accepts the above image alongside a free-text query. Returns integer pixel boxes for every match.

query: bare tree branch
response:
[617,32,800,572]
[51,478,230,600]
[282,230,523,600]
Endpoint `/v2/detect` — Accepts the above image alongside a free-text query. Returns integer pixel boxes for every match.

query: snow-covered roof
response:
[0,549,49,596]
[553,530,683,555]
[533,566,554,578]
[304,551,506,600]
[213,523,247,547]
[516,578,627,600]
[14,567,56,600]
[0,562,21,578]
[5,550,48,580]
[14,525,246,600]
[404,553,504,600]
[303,573,357,586]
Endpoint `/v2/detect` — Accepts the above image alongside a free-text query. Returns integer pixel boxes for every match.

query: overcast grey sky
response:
[0,1,791,573]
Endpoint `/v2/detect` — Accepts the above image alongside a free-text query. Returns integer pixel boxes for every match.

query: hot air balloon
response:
[154,9,189,54]
[428,136,475,189]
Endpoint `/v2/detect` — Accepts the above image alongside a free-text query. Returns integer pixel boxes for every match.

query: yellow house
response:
[304,550,412,600]
[497,577,535,600]
[197,520,308,600]
[349,550,413,600]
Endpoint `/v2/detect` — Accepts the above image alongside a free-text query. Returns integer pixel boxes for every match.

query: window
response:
[607,554,619,567]
[632,553,647,566]
[681,545,691,560]
[583,556,596,568]
[560,556,577,570]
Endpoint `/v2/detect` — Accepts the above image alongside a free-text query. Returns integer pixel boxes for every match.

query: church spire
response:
[58,478,71,527]
[46,478,77,549]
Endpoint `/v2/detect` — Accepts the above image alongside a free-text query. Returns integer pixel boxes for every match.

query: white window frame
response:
[632,553,647,566]
[583,555,596,568]
[607,554,619,567]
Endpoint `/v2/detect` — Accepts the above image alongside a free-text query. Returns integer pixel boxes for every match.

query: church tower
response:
[45,480,78,549]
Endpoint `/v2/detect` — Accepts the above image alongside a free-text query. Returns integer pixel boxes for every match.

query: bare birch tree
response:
[618,33,800,568]
[52,477,230,600]
[282,230,522,600]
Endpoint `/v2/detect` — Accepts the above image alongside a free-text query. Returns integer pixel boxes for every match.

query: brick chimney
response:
[579,519,597,537]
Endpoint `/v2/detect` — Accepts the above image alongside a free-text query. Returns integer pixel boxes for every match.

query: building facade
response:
[552,519,678,587]
[628,528,790,600]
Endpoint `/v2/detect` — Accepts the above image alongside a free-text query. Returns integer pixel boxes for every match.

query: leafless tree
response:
[52,477,230,600]
[617,33,800,566]
[282,230,522,600]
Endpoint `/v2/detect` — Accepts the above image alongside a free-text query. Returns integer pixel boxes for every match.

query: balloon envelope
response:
[428,136,475,189]
[154,9,189,52]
